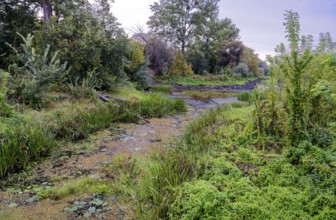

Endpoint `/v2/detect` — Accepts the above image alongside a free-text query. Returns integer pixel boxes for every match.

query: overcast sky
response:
[111,0,336,60]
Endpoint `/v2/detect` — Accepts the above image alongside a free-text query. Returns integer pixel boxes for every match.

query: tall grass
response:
[0,119,56,178]
[151,85,173,94]
[133,93,186,118]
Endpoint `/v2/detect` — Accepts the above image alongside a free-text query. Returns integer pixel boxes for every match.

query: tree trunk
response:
[181,41,185,55]
[42,1,52,22]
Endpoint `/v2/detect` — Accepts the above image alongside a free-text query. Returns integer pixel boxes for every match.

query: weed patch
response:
[134,103,336,219]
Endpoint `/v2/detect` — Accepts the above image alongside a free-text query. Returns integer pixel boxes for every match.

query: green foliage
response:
[169,50,193,76]
[256,11,336,153]
[240,47,262,77]
[186,18,240,74]
[148,0,220,54]
[0,70,13,116]
[0,1,37,69]
[135,103,336,219]
[128,41,145,74]
[133,60,152,90]
[32,3,129,90]
[8,33,69,108]
[170,180,229,220]
[231,62,251,77]
[47,103,116,141]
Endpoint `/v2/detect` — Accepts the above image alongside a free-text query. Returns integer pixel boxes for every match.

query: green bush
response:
[8,34,69,108]
[232,62,252,77]
[170,50,193,76]
[170,180,229,220]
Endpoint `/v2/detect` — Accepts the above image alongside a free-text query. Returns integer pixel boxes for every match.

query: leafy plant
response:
[8,33,69,108]
[0,70,13,117]
[169,50,193,76]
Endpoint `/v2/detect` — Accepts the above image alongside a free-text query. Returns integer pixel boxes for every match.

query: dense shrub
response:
[170,50,193,76]
[136,103,336,219]
[146,37,174,76]
[231,62,252,77]
[8,34,69,108]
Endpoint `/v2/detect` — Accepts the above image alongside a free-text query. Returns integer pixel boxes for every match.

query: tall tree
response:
[316,32,335,53]
[300,34,314,52]
[147,0,220,54]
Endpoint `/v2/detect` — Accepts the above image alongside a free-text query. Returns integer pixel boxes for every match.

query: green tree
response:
[240,47,261,77]
[316,32,335,54]
[0,0,37,68]
[187,18,240,74]
[170,50,193,76]
[147,0,220,54]
[300,34,314,52]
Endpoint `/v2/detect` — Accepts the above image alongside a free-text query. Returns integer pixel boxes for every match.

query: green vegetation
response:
[237,91,254,102]
[0,118,56,178]
[1,2,336,220]
[169,50,193,76]
[151,85,173,94]
[39,178,114,200]
[130,10,336,219]
[169,75,257,86]
[39,155,139,201]
[134,103,336,219]
[0,87,186,178]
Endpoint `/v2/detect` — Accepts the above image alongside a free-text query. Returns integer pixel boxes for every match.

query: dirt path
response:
[0,92,240,220]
